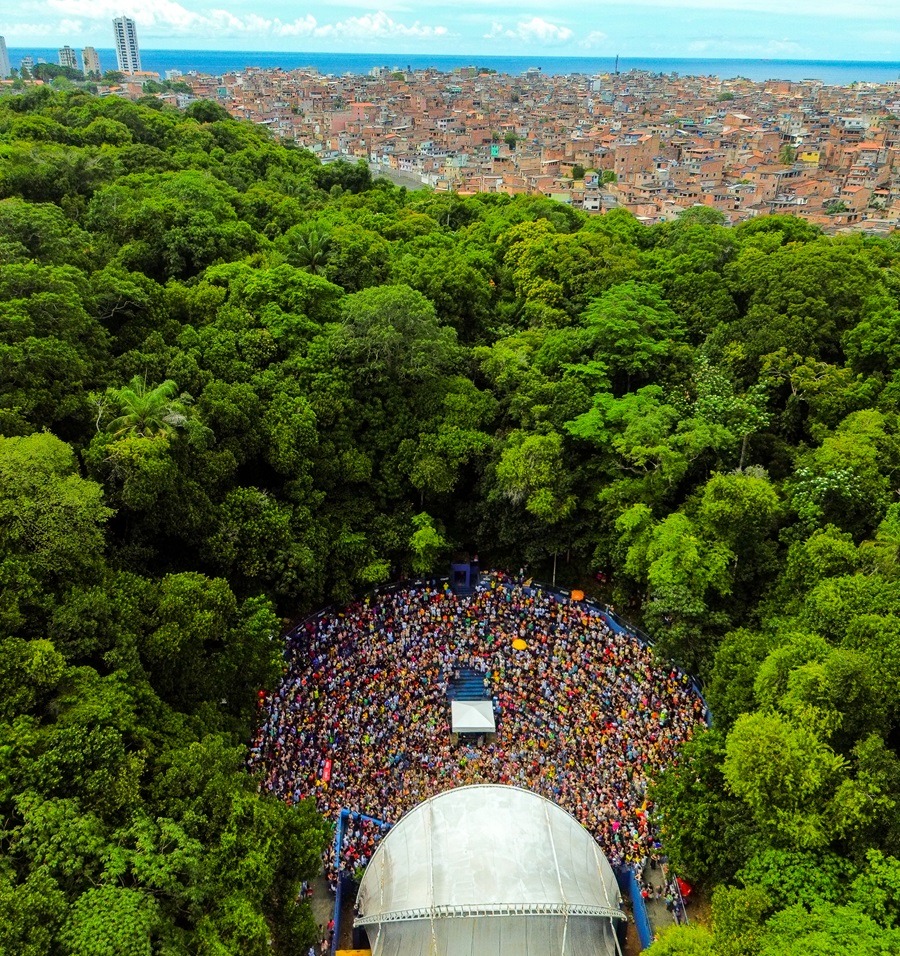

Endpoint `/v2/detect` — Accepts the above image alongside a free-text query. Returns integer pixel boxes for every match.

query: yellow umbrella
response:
[512,638,527,650]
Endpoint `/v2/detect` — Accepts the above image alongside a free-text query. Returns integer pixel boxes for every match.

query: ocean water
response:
[9,48,900,84]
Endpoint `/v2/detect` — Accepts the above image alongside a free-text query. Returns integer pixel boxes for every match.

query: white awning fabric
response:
[355,785,625,956]
[450,699,496,734]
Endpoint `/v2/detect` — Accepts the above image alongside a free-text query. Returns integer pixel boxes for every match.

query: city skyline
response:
[2,0,900,61]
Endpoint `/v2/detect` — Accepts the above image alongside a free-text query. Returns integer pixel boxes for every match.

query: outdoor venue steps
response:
[447,667,489,701]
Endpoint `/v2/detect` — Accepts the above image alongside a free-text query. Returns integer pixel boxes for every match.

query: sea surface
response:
[9,48,900,84]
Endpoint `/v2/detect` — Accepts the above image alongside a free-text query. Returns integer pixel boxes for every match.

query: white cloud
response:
[48,0,201,30]
[42,0,449,41]
[310,11,449,39]
[6,20,64,36]
[514,16,573,43]
[467,0,900,17]
[483,16,573,44]
[579,30,608,48]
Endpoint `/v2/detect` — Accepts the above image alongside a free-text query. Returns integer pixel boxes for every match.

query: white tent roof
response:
[355,785,625,956]
[450,699,496,734]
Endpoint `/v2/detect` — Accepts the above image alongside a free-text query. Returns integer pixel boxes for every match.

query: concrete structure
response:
[58,45,77,70]
[356,785,626,956]
[113,16,141,74]
[82,46,101,78]
[0,37,10,79]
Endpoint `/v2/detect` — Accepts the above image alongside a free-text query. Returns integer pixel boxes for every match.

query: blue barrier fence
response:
[621,868,655,950]
[330,809,393,956]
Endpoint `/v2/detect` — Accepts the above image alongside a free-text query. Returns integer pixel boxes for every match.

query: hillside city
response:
[3,25,900,232]
[180,66,900,233]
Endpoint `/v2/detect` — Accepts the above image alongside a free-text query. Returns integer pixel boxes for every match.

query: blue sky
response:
[4,0,900,59]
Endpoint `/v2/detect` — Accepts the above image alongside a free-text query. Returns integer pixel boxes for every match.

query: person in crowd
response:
[249,572,706,884]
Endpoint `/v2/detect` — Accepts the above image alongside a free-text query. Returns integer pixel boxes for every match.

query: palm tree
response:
[294,226,331,275]
[106,376,190,438]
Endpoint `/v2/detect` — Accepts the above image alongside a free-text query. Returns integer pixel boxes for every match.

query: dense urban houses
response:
[162,64,899,232]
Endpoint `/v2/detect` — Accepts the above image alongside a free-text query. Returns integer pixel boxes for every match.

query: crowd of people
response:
[249,572,707,886]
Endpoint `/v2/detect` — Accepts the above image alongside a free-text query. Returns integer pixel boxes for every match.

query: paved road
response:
[310,871,335,951]
[643,862,688,942]
[370,165,430,190]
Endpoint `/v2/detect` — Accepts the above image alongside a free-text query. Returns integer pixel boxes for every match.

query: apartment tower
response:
[0,37,10,78]
[113,16,142,74]
[58,45,78,70]
[82,46,101,78]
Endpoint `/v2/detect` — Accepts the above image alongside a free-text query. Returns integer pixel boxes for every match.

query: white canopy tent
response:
[355,784,626,956]
[450,699,496,735]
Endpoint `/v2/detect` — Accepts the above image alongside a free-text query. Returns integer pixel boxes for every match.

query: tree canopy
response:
[2,87,900,954]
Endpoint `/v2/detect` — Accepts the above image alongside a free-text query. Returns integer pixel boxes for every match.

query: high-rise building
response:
[58,45,78,70]
[82,46,101,78]
[113,16,142,74]
[20,55,34,77]
[0,37,10,79]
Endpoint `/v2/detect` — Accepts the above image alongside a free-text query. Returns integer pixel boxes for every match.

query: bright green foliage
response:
[651,730,755,884]
[334,283,458,382]
[787,410,900,537]
[645,925,716,955]
[0,868,67,956]
[711,884,771,956]
[0,638,66,719]
[724,712,845,848]
[735,849,854,910]
[290,225,331,274]
[105,375,193,438]
[620,510,733,664]
[495,430,575,523]
[757,903,900,955]
[409,512,448,575]
[0,433,111,629]
[704,628,774,730]
[698,471,781,557]
[59,885,161,956]
[850,850,900,928]
[581,280,687,391]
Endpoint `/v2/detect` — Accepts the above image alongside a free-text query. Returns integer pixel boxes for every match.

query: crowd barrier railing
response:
[613,866,653,950]
[620,867,655,950]
[330,808,393,956]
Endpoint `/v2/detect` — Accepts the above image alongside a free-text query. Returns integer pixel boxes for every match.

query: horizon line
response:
[4,47,900,66]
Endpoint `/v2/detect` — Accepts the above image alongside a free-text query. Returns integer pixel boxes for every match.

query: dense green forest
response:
[1,86,899,954]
